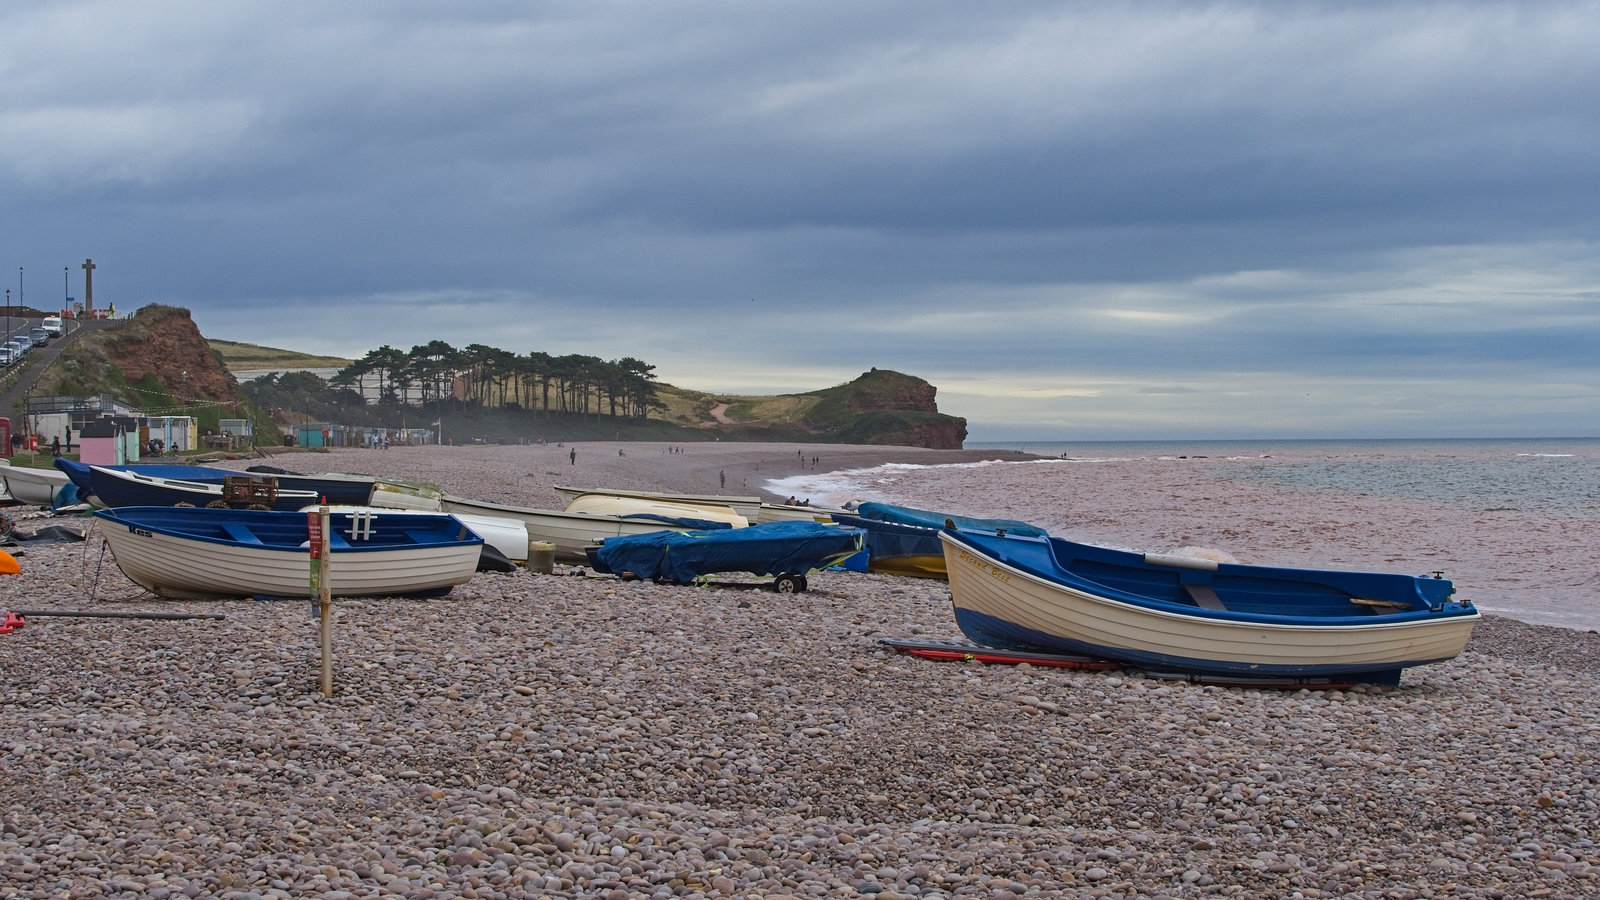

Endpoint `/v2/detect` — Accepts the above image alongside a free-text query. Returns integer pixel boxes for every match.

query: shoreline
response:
[3,441,1599,897]
[255,441,1047,508]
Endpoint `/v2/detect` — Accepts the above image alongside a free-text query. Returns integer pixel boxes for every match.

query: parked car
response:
[28,327,49,346]
[5,338,30,358]
[0,346,15,367]
[41,315,63,336]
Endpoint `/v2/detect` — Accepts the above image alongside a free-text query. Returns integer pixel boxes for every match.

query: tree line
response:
[240,341,667,424]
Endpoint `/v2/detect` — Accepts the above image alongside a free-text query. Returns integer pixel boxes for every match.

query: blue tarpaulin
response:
[592,521,863,583]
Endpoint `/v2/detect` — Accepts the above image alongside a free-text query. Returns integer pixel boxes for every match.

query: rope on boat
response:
[77,519,157,604]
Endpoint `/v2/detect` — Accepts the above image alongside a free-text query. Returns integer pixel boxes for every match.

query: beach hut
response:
[143,416,197,453]
[296,422,332,448]
[77,420,127,465]
[109,417,143,463]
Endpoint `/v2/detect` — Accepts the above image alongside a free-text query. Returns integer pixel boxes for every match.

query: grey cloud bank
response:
[4,1,1597,440]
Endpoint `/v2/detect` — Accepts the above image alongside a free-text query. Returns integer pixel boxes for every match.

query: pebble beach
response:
[4,442,1599,899]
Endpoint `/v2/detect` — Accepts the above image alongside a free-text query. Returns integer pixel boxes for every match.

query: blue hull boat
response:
[832,502,1047,579]
[856,502,1046,536]
[940,528,1480,685]
[587,521,864,592]
[56,460,375,509]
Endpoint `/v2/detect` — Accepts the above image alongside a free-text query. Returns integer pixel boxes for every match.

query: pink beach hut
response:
[76,420,127,465]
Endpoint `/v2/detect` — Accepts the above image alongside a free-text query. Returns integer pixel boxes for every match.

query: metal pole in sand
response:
[308,506,333,697]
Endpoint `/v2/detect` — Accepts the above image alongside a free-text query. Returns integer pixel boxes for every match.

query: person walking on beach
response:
[570,448,576,465]
[719,470,726,488]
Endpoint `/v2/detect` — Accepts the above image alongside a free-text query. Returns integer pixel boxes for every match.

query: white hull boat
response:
[755,502,846,523]
[554,485,763,522]
[438,494,736,563]
[940,529,1480,685]
[0,460,70,507]
[560,493,749,528]
[95,506,482,600]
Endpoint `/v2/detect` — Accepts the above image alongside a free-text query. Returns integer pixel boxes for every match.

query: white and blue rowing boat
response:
[95,506,482,600]
[940,528,1479,685]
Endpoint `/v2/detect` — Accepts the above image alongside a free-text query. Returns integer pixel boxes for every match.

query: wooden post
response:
[309,507,333,696]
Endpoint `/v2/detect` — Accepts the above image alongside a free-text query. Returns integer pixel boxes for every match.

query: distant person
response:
[64,426,72,453]
[719,470,726,488]
[50,436,60,457]
[570,448,576,465]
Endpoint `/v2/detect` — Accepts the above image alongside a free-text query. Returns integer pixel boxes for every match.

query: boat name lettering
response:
[956,548,1011,583]
[130,527,154,538]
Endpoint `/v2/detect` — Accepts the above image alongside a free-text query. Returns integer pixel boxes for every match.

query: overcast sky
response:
[4,2,1598,440]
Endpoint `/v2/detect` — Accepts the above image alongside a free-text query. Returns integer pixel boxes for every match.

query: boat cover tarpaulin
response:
[832,513,942,558]
[856,501,1047,537]
[594,521,863,583]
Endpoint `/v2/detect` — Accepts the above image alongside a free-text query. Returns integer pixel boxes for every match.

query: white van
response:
[41,316,63,336]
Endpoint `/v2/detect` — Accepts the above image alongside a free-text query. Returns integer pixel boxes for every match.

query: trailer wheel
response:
[773,574,806,593]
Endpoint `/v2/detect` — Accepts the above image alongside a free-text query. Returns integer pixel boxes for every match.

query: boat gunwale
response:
[94,507,482,553]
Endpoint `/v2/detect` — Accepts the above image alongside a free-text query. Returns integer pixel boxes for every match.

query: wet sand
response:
[2,442,1598,898]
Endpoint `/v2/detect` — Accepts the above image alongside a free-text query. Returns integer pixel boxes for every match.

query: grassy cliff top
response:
[208,339,353,370]
[203,336,964,445]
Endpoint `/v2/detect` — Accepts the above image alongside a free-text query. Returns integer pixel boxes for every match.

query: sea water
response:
[979,438,1600,520]
[765,437,1600,631]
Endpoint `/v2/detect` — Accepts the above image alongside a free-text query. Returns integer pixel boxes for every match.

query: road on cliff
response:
[0,317,116,434]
